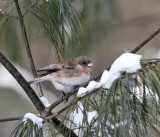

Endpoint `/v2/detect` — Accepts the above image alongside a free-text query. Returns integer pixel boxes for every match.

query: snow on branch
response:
[77,53,142,97]
[68,101,97,136]
[39,96,51,107]
[23,113,43,129]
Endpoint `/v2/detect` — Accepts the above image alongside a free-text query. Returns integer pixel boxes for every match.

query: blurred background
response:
[0,0,160,136]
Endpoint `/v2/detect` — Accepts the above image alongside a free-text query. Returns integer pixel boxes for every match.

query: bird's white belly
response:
[50,73,91,93]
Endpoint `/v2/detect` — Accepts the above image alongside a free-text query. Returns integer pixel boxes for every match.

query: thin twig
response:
[130,28,160,54]
[47,27,160,112]
[0,116,23,122]
[0,12,19,19]
[14,0,43,96]
[22,0,40,18]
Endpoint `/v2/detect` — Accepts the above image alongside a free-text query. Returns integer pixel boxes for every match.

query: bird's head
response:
[76,56,93,67]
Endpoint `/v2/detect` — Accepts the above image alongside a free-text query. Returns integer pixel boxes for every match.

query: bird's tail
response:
[28,77,46,85]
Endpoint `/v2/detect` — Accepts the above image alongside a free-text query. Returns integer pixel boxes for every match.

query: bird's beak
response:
[87,63,94,67]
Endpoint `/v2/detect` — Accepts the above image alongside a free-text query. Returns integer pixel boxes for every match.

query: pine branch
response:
[45,61,160,136]
[14,0,43,96]
[47,27,160,112]
[0,116,23,122]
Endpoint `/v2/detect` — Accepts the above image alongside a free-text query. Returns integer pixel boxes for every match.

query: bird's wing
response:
[37,63,75,72]
[37,64,63,72]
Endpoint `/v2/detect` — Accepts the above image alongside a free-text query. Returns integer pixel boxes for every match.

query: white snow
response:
[109,53,142,73]
[100,71,121,89]
[77,87,88,97]
[23,113,43,129]
[68,101,97,136]
[39,96,51,107]
[99,70,110,85]
[87,111,97,124]
[86,81,98,92]
[77,53,142,97]
[69,101,84,126]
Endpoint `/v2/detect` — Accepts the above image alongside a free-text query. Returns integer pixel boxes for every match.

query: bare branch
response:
[14,0,43,96]
[0,51,45,113]
[46,27,160,112]
[22,0,40,18]
[0,116,23,122]
[130,28,160,54]
[0,12,19,19]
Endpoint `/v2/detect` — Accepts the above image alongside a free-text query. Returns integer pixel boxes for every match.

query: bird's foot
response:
[62,92,68,102]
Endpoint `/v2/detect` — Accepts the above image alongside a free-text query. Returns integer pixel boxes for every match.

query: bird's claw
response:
[62,92,68,102]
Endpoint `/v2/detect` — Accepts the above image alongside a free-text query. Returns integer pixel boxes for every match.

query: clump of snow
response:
[68,101,97,136]
[77,87,87,97]
[77,53,142,97]
[23,113,43,129]
[86,81,99,92]
[87,111,97,124]
[39,96,51,107]
[110,53,142,73]
[69,101,84,126]
[100,71,121,89]
[99,70,110,85]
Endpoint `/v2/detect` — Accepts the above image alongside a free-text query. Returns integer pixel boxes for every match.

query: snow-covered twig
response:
[39,96,51,107]
[77,53,142,97]
[23,113,43,129]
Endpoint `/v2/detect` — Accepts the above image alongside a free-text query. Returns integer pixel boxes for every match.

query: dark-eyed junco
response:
[29,56,93,95]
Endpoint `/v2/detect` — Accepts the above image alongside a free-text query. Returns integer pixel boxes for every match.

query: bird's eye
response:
[83,62,86,65]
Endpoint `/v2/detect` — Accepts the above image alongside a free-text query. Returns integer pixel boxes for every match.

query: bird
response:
[29,56,93,96]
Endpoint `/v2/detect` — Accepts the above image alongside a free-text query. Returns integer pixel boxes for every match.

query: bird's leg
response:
[62,92,68,102]
[62,91,66,96]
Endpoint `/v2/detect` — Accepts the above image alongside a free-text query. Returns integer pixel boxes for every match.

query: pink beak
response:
[87,63,94,67]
